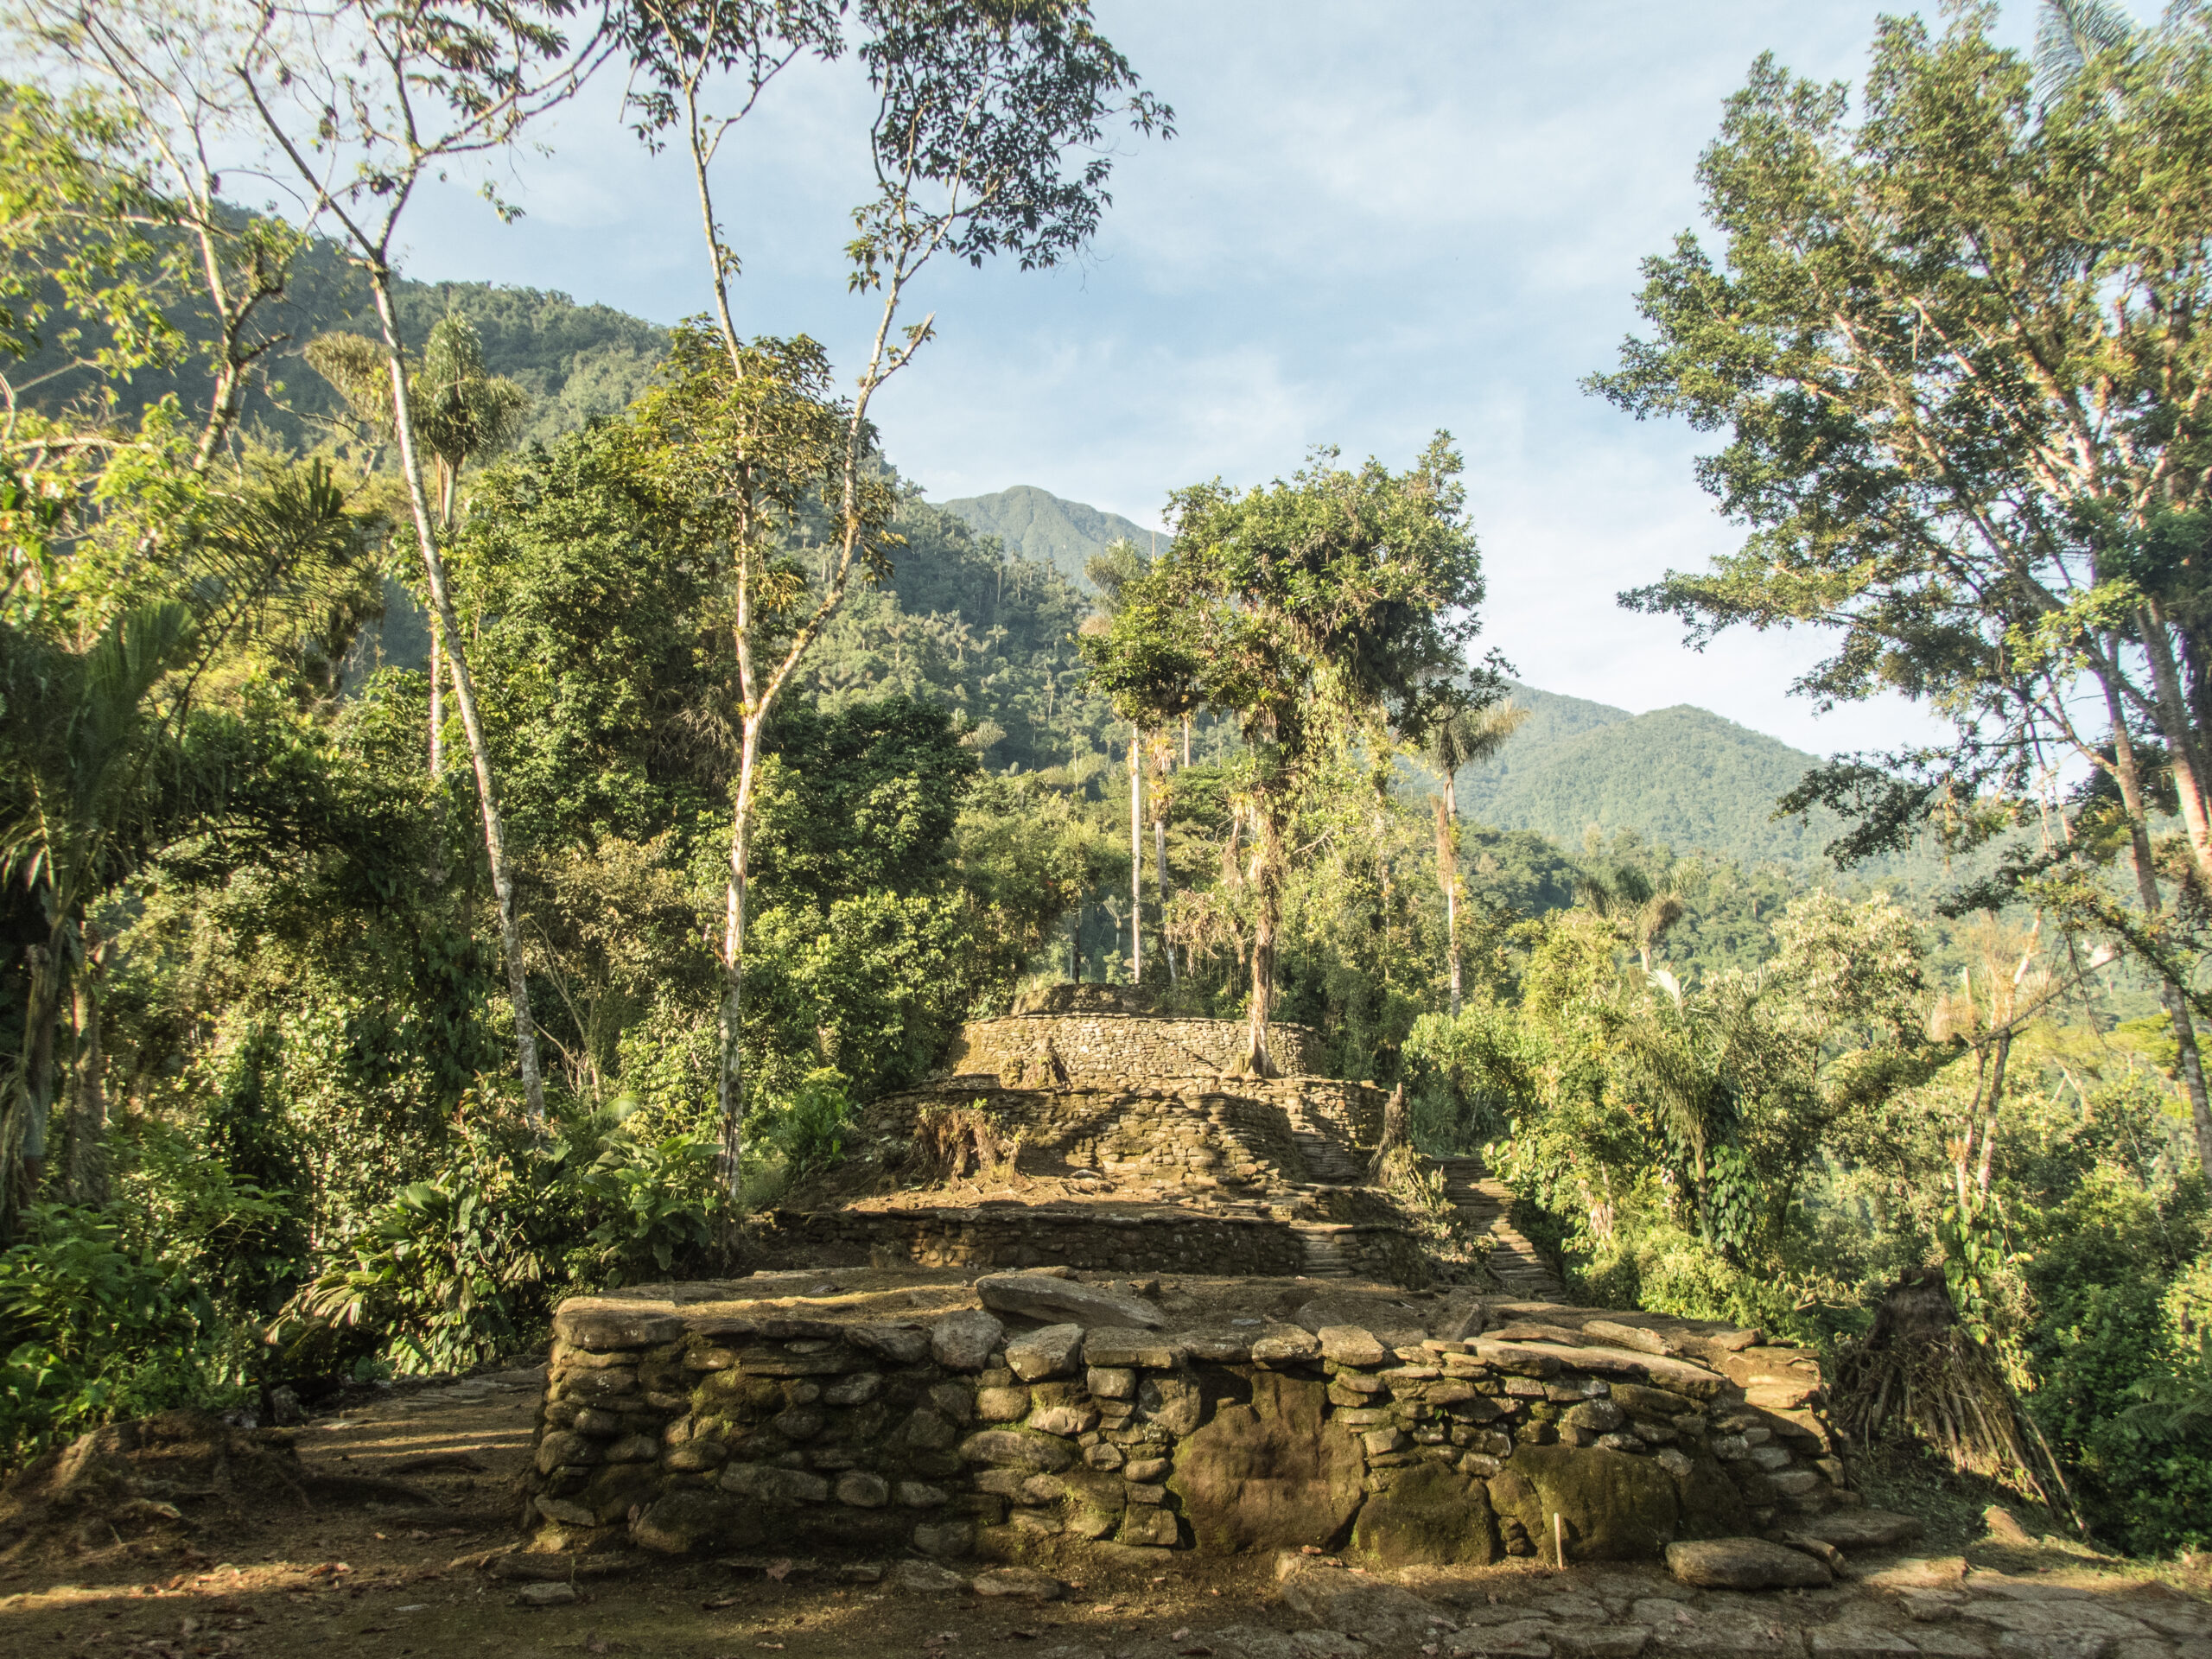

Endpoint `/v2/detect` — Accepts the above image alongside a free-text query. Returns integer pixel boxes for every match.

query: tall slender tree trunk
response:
[1154,812,1174,984]
[718,714,764,1196]
[365,271,544,1122]
[1434,791,1462,1017]
[1245,798,1284,1077]
[12,944,63,1212]
[2103,671,2212,1171]
[1128,728,1143,986]
[67,940,105,1205]
[2138,603,2212,890]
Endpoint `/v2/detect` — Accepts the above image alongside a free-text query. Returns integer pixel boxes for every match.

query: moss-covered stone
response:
[1168,1373,1363,1554]
[1495,1443,1682,1560]
[1349,1461,1501,1567]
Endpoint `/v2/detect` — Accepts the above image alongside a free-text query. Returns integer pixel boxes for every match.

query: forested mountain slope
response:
[16,232,665,454]
[937,484,1158,588]
[1460,684,1848,869]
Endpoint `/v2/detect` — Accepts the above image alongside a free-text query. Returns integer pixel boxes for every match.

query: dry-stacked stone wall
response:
[863,1078,1389,1191]
[528,1285,1855,1568]
[943,1016,1328,1088]
[765,1207,1425,1282]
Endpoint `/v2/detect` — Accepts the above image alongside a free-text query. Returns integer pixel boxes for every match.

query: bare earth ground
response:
[2,1369,2209,1659]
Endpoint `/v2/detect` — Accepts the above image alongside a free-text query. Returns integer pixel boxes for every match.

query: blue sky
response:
[382,1,2041,756]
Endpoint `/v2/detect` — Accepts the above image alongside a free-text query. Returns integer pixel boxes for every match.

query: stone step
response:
[1420,1152,1567,1300]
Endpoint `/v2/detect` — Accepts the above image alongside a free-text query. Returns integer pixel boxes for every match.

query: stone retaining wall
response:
[866,1077,1389,1191]
[527,1290,1856,1569]
[942,1016,1328,1086]
[766,1207,1427,1285]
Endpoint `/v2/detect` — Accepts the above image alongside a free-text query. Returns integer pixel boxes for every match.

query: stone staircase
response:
[1282,1102,1367,1187]
[1292,1224,1355,1279]
[1434,1154,1563,1300]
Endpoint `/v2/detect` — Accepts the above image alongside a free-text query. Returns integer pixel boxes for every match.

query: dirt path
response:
[2,1378,2207,1659]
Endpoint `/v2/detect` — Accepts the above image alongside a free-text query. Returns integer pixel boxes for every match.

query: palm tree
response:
[2033,0,2141,103]
[1576,863,1687,976]
[1423,702,1526,1014]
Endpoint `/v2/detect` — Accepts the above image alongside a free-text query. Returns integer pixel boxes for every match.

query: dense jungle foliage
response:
[2,0,2210,1569]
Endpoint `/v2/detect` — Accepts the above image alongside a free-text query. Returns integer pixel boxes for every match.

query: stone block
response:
[1319,1325,1390,1367]
[554,1303,686,1351]
[931,1311,1005,1371]
[1029,1404,1099,1437]
[1117,1505,1180,1548]
[1085,1327,1180,1368]
[1351,1460,1502,1567]
[823,1372,881,1408]
[1088,1365,1137,1400]
[719,1463,830,1504]
[976,1385,1030,1422]
[1665,1536,1831,1589]
[849,1322,931,1364]
[1005,1323,1084,1381]
[1139,1374,1204,1435]
[836,1471,890,1508]
[912,1519,975,1559]
[958,1429,1075,1472]
[1251,1326,1324,1364]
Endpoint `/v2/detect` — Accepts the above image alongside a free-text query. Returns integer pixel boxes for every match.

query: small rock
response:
[1088,1365,1137,1400]
[1005,1323,1085,1381]
[895,1481,947,1508]
[893,1559,970,1592]
[836,1471,890,1508]
[971,1567,1065,1600]
[1318,1325,1390,1368]
[516,1581,578,1607]
[931,1310,1006,1371]
[911,1519,976,1559]
[1666,1536,1832,1590]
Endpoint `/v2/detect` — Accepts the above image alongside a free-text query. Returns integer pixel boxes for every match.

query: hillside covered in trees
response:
[3,0,2211,1576]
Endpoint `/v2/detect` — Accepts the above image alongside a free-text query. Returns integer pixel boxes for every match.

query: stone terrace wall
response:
[865,1077,1389,1189]
[944,1016,1327,1087]
[766,1207,1425,1283]
[527,1287,1858,1568]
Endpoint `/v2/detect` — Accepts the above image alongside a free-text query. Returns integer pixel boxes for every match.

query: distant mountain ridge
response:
[936,485,1159,589]
[1460,685,1843,869]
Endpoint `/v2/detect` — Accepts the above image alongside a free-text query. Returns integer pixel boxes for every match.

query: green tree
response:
[232,0,619,1120]
[1421,698,1525,1014]
[307,313,528,775]
[1085,436,1493,1071]
[1590,4,2212,1171]
[622,0,1172,1192]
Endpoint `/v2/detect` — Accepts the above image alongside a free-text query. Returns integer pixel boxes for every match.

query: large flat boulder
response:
[1170,1373,1363,1554]
[1666,1536,1833,1589]
[976,1273,1164,1330]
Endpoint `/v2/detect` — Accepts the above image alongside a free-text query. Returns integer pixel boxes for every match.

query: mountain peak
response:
[936,485,1159,588]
